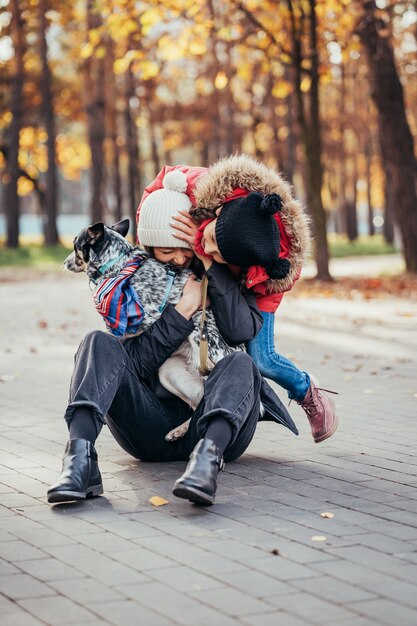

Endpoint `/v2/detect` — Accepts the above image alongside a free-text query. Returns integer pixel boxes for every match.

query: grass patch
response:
[328,234,398,258]
[0,242,71,268]
[0,234,399,268]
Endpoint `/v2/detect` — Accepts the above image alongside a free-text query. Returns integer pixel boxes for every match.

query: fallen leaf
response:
[149,496,169,507]
[0,374,17,382]
[38,320,48,329]
[271,548,280,555]
[311,535,327,542]
[320,512,334,519]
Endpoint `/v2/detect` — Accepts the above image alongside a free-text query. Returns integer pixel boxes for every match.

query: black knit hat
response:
[215,191,291,279]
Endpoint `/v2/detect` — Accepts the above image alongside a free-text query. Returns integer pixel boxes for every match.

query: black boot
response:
[172,438,224,505]
[47,438,103,504]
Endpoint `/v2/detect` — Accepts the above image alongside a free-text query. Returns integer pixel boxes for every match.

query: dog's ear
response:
[87,222,105,244]
[111,219,130,238]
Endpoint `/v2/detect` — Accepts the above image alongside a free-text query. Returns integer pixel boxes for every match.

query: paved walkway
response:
[1,268,417,626]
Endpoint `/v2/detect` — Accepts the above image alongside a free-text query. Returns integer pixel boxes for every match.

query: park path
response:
[0,265,416,626]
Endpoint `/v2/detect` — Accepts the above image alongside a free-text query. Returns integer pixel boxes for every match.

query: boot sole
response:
[172,484,214,505]
[47,484,103,504]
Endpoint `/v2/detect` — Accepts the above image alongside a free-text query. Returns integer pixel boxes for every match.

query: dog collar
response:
[98,253,129,275]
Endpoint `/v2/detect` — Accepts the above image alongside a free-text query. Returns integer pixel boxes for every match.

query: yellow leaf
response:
[18,176,34,196]
[149,496,169,507]
[300,76,311,92]
[214,71,228,90]
[320,512,334,518]
[272,81,292,99]
[141,60,160,80]
[189,38,207,55]
[89,28,101,46]
[80,43,93,59]
[140,10,160,29]
[311,535,327,542]
[113,57,130,75]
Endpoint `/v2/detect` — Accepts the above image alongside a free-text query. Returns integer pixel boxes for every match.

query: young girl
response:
[140,155,338,443]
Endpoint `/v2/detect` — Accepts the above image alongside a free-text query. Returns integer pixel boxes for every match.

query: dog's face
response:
[65,219,131,276]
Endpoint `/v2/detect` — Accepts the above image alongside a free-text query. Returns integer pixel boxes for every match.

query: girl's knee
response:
[77,330,123,361]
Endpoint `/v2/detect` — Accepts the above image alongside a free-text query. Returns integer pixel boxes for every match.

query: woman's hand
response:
[172,210,213,271]
[174,275,202,320]
[171,211,199,251]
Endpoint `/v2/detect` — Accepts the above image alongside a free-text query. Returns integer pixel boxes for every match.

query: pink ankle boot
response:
[298,376,338,443]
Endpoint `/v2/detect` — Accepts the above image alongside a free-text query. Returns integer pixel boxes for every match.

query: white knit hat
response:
[137,171,193,248]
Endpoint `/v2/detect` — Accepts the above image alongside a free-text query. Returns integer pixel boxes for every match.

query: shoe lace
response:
[289,386,338,415]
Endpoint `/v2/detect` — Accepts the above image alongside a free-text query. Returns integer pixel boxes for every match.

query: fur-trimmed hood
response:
[191,154,312,294]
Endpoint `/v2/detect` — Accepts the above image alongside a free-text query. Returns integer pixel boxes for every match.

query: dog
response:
[65,218,242,440]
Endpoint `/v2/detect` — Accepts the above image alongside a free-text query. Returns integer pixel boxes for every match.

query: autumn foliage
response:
[1,0,417,276]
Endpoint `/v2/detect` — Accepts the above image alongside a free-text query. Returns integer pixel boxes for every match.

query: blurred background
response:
[1,0,417,280]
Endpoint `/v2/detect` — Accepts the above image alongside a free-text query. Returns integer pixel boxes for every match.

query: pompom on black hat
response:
[215,191,291,279]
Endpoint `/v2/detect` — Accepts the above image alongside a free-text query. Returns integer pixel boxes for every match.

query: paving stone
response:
[350,598,417,625]
[0,574,56,601]
[18,596,100,624]
[50,576,128,604]
[290,574,377,603]
[0,603,46,625]
[188,585,274,616]
[90,599,174,626]
[250,555,319,581]
[0,541,46,562]
[16,557,83,582]
[240,612,309,626]
[1,274,417,624]
[146,565,222,592]
[264,591,360,622]
[215,567,294,597]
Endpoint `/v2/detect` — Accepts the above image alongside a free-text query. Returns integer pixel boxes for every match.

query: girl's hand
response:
[171,211,199,251]
[175,275,202,319]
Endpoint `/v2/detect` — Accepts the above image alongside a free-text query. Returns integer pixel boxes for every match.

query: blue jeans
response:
[246,311,310,401]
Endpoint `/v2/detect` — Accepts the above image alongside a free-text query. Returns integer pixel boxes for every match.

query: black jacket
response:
[123,263,298,435]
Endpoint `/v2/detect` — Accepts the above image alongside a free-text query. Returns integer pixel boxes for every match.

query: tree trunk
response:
[339,60,349,237]
[365,141,375,236]
[105,36,123,223]
[288,0,331,280]
[124,65,141,239]
[383,167,395,244]
[39,0,59,244]
[145,82,161,177]
[207,0,222,161]
[85,1,106,225]
[285,88,296,184]
[224,42,235,155]
[346,156,359,241]
[5,0,25,248]
[358,0,417,272]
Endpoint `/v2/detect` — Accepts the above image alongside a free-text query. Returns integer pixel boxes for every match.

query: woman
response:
[47,172,297,507]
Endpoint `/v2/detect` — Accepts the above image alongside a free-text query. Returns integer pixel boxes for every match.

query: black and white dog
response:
[65,219,242,440]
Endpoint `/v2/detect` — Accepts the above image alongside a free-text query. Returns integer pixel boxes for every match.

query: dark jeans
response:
[64,331,262,463]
